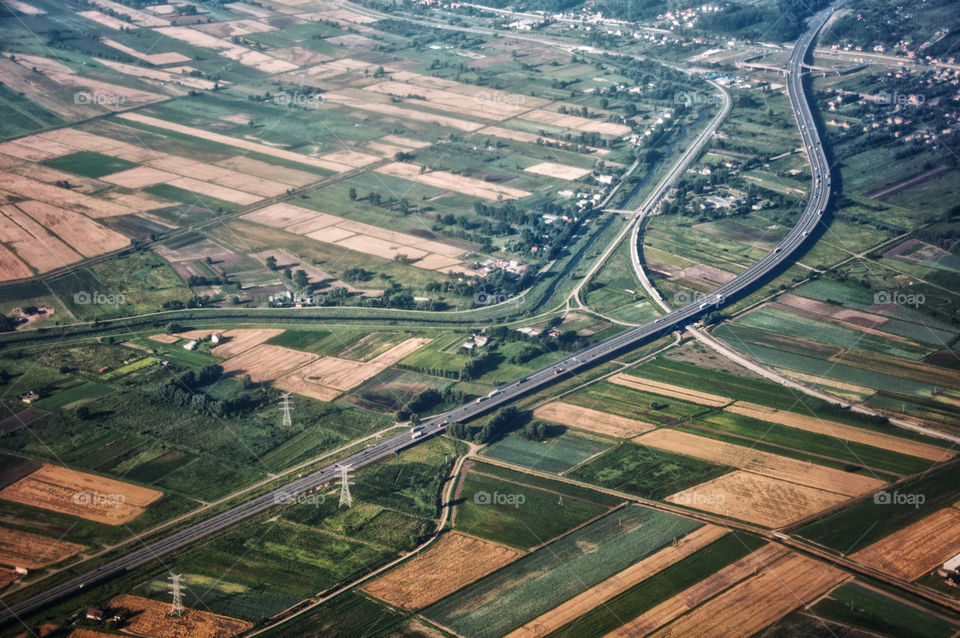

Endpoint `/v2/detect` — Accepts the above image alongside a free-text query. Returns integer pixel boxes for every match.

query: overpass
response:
[0,0,843,627]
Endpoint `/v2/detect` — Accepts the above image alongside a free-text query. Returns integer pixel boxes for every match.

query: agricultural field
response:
[453,463,614,549]
[425,505,703,638]
[480,427,613,473]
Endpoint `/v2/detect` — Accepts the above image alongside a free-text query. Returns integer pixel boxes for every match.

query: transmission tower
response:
[168,573,185,618]
[279,392,293,427]
[339,465,353,509]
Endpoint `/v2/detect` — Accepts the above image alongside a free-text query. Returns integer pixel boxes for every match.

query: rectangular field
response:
[611,374,731,407]
[533,402,655,438]
[110,594,252,638]
[0,526,86,569]
[635,429,885,496]
[362,531,524,609]
[220,344,318,383]
[727,402,952,462]
[664,470,848,527]
[644,550,850,637]
[425,506,702,638]
[849,506,960,581]
[505,525,729,638]
[0,463,162,525]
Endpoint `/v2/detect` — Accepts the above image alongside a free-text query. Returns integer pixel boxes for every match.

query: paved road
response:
[0,2,841,626]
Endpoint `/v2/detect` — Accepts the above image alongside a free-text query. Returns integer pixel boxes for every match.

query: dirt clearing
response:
[665,471,848,527]
[507,525,728,638]
[0,464,162,525]
[376,162,530,201]
[636,429,885,496]
[850,506,960,581]
[0,527,86,569]
[534,402,655,438]
[523,162,592,181]
[110,594,252,638]
[363,532,524,609]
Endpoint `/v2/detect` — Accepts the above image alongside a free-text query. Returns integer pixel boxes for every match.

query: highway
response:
[0,2,840,627]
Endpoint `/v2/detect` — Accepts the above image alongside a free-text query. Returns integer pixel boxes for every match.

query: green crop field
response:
[568,442,733,499]
[481,427,613,473]
[454,468,610,549]
[545,532,767,638]
[565,381,711,425]
[256,591,409,638]
[809,583,959,638]
[43,151,137,178]
[426,505,702,638]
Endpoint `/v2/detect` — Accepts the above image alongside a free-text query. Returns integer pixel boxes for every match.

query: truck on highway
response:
[411,426,425,439]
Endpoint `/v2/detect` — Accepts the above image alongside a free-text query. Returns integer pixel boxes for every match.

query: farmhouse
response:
[18,391,38,404]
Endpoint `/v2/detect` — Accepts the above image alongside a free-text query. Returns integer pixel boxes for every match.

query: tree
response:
[348,187,357,200]
[165,321,184,334]
[293,269,310,290]
[265,255,277,270]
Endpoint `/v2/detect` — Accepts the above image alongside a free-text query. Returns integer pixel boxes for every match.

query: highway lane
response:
[0,2,841,626]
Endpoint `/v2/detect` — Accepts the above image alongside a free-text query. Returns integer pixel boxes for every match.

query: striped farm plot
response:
[362,532,524,609]
[523,162,593,181]
[0,464,162,525]
[727,402,954,463]
[116,112,370,173]
[376,162,531,201]
[664,471,849,528]
[849,505,960,581]
[636,429,884,497]
[274,338,431,401]
[610,545,850,638]
[0,527,86,570]
[609,374,732,407]
[425,506,703,638]
[505,525,729,638]
[534,402,656,438]
[241,203,470,271]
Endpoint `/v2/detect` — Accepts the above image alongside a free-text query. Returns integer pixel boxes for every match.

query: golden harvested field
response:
[0,464,162,525]
[850,507,960,581]
[0,243,32,281]
[520,109,631,136]
[111,595,253,638]
[609,374,730,407]
[523,162,592,181]
[242,203,328,228]
[220,345,318,383]
[0,171,132,218]
[534,402,655,438]
[211,329,285,358]
[636,429,885,496]
[0,526,86,569]
[16,200,129,257]
[728,402,953,462]
[0,569,16,590]
[145,157,289,198]
[646,550,850,638]
[165,177,261,205]
[507,526,729,638]
[336,220,463,257]
[363,81,530,120]
[149,333,180,344]
[68,630,116,638]
[362,532,524,609]
[0,204,81,273]
[100,38,190,65]
[607,544,790,638]
[336,234,428,261]
[376,162,531,201]
[664,471,848,527]
[275,338,431,400]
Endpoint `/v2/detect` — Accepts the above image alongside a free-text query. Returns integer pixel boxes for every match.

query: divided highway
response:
[0,2,840,626]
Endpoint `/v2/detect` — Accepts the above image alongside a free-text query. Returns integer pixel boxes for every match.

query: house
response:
[210,332,223,344]
[183,340,198,351]
[98,366,111,374]
[938,552,960,585]
[13,567,27,575]
[19,391,38,404]
[85,608,105,622]
[473,335,489,347]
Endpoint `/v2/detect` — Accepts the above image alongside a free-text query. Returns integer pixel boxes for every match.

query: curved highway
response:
[0,2,840,626]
